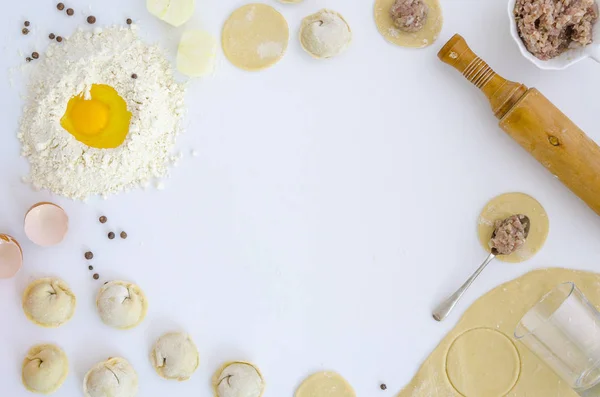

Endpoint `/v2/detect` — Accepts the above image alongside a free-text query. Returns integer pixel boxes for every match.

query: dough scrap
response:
[373,0,443,48]
[151,332,199,381]
[295,372,355,397]
[96,280,148,329]
[477,192,549,263]
[398,268,598,397]
[300,9,352,59]
[213,362,265,397]
[22,278,76,328]
[22,344,69,394]
[84,357,138,397]
[222,4,289,71]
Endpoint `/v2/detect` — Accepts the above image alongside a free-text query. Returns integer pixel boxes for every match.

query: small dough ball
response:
[151,332,199,381]
[96,281,148,329]
[390,0,428,33]
[300,9,352,59]
[22,344,69,394]
[22,278,76,328]
[84,357,138,397]
[213,362,265,397]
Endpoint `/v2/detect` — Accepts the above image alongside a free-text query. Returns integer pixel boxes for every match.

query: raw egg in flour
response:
[60,84,132,149]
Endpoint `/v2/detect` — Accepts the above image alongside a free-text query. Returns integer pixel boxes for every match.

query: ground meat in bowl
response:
[514,0,599,60]
[489,215,528,256]
[390,0,429,33]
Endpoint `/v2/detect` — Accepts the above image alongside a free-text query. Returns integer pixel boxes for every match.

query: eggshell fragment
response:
[24,203,69,247]
[0,234,23,278]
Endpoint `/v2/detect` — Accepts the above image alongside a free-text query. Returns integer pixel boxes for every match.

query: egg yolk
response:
[60,84,132,149]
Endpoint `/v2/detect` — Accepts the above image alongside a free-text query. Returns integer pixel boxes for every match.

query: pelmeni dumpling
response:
[83,357,138,397]
[300,9,352,59]
[151,332,199,381]
[213,362,265,397]
[96,281,148,329]
[22,344,69,394]
[22,278,76,328]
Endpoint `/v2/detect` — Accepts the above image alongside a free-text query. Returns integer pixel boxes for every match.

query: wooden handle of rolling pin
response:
[438,34,600,217]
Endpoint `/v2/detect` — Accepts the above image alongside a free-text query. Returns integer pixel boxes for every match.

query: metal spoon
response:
[432,215,530,322]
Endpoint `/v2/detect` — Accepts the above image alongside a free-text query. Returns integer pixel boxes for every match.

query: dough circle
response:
[446,328,521,397]
[295,372,355,397]
[300,9,352,59]
[477,192,549,263]
[96,280,148,329]
[151,332,199,381]
[84,357,138,397]
[22,344,69,394]
[213,361,265,397]
[222,4,289,71]
[373,0,443,48]
[22,278,76,328]
[277,0,303,3]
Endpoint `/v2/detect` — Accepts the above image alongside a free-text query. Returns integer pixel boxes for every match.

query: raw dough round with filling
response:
[222,4,289,71]
[374,0,443,48]
[295,372,355,397]
[213,362,265,397]
[22,278,76,328]
[300,9,352,59]
[96,281,148,329]
[477,192,549,263]
[151,332,199,381]
[84,357,138,397]
[22,344,69,394]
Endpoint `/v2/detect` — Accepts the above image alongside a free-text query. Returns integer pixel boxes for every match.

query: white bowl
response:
[508,0,600,70]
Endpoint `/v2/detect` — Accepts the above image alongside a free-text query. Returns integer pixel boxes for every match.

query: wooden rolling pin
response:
[438,34,600,216]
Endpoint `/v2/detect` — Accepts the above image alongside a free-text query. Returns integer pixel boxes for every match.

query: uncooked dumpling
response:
[151,332,199,381]
[22,344,69,394]
[96,281,148,329]
[84,357,138,397]
[22,278,76,328]
[213,362,265,397]
[300,9,352,59]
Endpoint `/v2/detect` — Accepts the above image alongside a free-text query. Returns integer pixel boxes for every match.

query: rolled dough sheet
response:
[398,268,597,397]
[477,192,549,263]
[373,0,443,48]
[295,372,355,397]
[222,4,289,71]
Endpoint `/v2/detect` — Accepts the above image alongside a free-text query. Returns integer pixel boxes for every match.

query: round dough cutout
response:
[300,9,352,59]
[151,332,199,381]
[277,0,303,3]
[213,361,265,397]
[446,328,521,397]
[477,192,549,263]
[22,344,69,394]
[295,372,355,397]
[374,0,443,48]
[222,4,289,71]
[22,278,76,328]
[96,280,148,329]
[84,357,138,397]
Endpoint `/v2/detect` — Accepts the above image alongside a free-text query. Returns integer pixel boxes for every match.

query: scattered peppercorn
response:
[99,215,107,223]
[120,231,128,239]
[108,232,115,240]
[66,8,74,16]
[131,73,138,79]
[87,16,96,24]
[22,28,29,35]
[380,384,387,391]
[126,18,133,25]
[93,273,100,280]
[49,33,56,39]
[104,281,108,285]
[85,251,94,260]
[57,3,65,11]
[24,21,30,27]
[56,36,63,42]
[31,52,39,59]
[26,57,32,62]
[88,265,93,270]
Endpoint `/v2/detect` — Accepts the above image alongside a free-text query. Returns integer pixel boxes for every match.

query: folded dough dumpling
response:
[96,280,148,329]
[22,344,69,394]
[213,362,265,397]
[22,278,76,328]
[84,357,138,397]
[151,332,199,381]
[300,9,352,59]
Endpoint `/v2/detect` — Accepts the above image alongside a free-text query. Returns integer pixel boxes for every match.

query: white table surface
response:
[1,0,600,396]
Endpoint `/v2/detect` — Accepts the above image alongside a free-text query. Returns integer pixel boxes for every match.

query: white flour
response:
[19,25,185,200]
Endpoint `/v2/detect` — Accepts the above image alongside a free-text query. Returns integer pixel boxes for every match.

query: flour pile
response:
[19,26,186,200]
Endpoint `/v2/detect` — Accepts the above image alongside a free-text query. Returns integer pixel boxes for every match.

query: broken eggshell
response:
[24,203,69,247]
[0,234,23,278]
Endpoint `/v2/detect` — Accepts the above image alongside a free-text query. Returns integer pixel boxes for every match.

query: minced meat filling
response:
[390,0,429,33]
[489,215,528,256]
[514,0,598,60]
